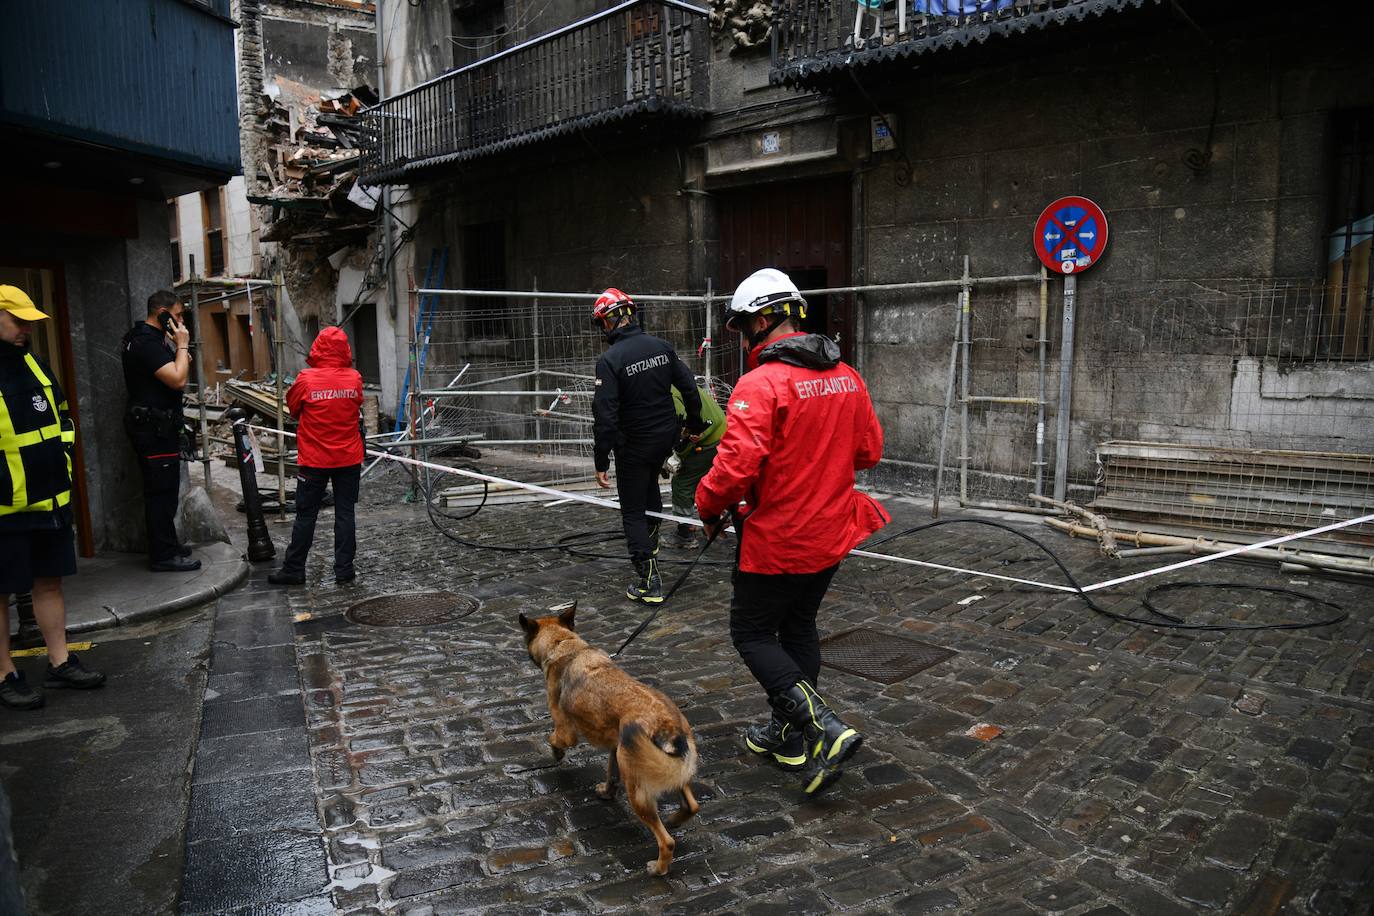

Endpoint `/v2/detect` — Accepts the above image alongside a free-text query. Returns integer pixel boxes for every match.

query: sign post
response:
[1033,196,1109,501]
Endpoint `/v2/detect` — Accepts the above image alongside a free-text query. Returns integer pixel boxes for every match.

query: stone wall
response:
[383,4,1374,495]
[846,23,1374,489]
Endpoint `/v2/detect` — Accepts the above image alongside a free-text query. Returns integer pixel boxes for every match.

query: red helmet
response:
[592,287,635,322]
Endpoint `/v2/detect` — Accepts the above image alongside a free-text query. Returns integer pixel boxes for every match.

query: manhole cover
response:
[346,591,481,627]
[820,627,956,684]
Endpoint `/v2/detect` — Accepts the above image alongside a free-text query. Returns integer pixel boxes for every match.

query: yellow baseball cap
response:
[0,285,48,321]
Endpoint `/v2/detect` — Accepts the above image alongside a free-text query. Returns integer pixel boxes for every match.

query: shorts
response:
[0,527,77,594]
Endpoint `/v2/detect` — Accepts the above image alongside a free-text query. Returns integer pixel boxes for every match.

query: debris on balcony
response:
[249,78,379,248]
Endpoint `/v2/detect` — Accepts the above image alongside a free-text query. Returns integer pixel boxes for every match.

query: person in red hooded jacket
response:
[697,268,889,798]
[269,326,365,586]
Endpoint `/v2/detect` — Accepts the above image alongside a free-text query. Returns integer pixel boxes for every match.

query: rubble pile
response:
[250,78,381,248]
[709,0,772,50]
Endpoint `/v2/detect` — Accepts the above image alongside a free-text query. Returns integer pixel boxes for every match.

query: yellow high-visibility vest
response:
[0,352,74,517]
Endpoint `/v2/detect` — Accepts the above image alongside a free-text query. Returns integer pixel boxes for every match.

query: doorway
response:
[716,176,853,364]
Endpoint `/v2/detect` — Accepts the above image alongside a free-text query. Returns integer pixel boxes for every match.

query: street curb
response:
[64,552,253,635]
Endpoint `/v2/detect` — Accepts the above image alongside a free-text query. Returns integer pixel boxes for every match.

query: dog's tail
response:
[619,719,698,789]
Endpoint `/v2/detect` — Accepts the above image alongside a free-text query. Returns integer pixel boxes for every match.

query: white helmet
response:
[726,268,807,332]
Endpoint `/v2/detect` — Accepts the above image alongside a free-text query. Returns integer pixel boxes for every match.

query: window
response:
[211,311,230,372]
[202,189,226,277]
[1324,109,1373,360]
[462,222,510,339]
[168,201,181,282]
[348,304,381,385]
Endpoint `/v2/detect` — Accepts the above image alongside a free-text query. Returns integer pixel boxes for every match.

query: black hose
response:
[418,467,729,564]
[861,519,1348,632]
[411,462,1349,634]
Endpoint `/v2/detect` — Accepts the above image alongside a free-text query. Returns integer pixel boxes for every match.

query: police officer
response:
[696,268,888,796]
[121,290,199,572]
[0,285,105,710]
[591,288,706,603]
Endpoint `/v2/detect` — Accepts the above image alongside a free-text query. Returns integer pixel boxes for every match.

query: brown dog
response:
[519,603,700,875]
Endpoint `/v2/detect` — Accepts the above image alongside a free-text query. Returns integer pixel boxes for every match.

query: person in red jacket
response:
[697,268,889,797]
[269,326,365,586]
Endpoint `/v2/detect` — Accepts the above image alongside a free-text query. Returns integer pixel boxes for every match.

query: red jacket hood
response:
[308,327,353,368]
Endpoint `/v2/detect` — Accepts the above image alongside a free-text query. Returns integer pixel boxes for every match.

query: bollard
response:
[225,408,277,562]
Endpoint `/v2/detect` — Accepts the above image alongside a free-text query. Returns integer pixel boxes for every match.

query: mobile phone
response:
[158,309,174,334]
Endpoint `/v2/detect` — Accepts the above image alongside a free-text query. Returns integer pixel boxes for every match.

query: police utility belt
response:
[126,404,182,439]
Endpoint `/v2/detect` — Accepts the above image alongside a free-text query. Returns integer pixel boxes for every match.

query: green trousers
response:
[671,444,718,519]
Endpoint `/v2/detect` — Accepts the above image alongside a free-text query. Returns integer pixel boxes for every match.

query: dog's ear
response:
[556,601,576,631]
[518,613,538,641]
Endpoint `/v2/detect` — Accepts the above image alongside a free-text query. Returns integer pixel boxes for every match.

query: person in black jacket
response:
[0,285,105,711]
[591,288,705,603]
[121,290,200,572]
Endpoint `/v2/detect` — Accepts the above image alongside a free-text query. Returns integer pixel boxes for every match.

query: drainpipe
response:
[376,1,403,327]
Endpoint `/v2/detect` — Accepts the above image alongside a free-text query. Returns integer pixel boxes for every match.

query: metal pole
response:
[274,270,287,520]
[188,261,212,489]
[1034,267,1048,497]
[702,278,714,385]
[958,255,971,506]
[532,277,541,448]
[376,0,401,327]
[931,293,963,519]
[1054,273,1077,501]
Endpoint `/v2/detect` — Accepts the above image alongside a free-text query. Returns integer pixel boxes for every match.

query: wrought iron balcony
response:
[360,0,709,184]
[771,0,1158,90]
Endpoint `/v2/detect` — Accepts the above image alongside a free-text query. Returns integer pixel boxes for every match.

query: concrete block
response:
[865,222,963,284]
[1234,120,1282,203]
[899,156,981,224]
[1159,202,1276,279]
[1230,357,1374,451]
[1087,207,1160,284]
[1274,196,1324,279]
[1278,114,1327,199]
[866,342,949,405]
[1106,354,1235,428]
[960,218,1041,278]
[1079,126,1235,211]
[983,144,1080,222]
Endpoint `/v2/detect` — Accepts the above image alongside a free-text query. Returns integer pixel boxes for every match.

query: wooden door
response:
[717,176,852,364]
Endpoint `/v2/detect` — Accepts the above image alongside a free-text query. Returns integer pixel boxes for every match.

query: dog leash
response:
[611,524,724,658]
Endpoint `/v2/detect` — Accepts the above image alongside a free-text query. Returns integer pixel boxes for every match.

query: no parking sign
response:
[1034,196,1109,274]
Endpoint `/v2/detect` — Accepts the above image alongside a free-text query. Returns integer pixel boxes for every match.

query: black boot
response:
[626,558,664,604]
[770,681,864,796]
[743,712,807,770]
[647,522,661,557]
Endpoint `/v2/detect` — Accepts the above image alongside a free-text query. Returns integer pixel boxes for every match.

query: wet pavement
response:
[2,607,215,915]
[233,463,1374,915]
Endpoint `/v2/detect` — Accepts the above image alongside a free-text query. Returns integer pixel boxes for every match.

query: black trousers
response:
[729,564,840,697]
[615,439,673,565]
[129,431,182,562]
[282,464,361,576]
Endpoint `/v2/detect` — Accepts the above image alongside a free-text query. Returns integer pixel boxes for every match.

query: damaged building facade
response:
[365,0,1373,551]
[0,0,239,555]
[173,0,399,403]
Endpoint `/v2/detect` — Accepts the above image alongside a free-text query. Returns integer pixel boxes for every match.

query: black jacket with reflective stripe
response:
[0,342,75,531]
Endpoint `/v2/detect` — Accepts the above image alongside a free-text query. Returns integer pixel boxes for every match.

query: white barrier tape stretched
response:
[243,424,1373,595]
[246,424,1070,591]
[1080,512,1374,593]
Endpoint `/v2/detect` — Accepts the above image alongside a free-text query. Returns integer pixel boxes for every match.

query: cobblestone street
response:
[262,466,1372,915]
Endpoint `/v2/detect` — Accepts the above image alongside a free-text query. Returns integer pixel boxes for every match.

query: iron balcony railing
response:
[360,0,710,184]
[771,0,1157,89]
